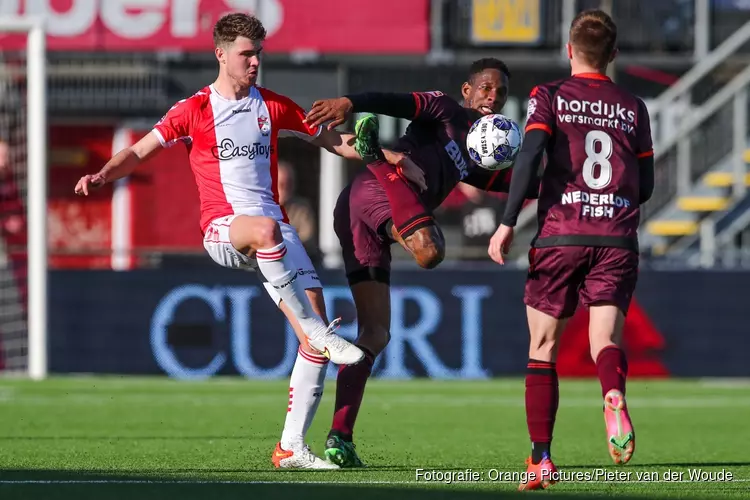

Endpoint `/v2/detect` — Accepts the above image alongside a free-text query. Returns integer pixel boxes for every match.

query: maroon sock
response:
[596,345,628,398]
[330,348,375,440]
[526,359,559,464]
[366,160,433,238]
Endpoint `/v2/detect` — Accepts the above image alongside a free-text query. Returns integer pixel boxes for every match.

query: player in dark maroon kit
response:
[304,58,539,467]
[488,10,655,490]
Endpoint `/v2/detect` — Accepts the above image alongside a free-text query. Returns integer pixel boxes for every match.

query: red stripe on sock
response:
[256,252,287,261]
[256,247,287,260]
[299,348,328,365]
[528,362,555,369]
[256,245,286,255]
[398,216,433,237]
[257,246,286,256]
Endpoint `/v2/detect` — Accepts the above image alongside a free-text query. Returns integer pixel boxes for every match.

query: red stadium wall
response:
[49,124,115,269]
[557,302,668,377]
[47,124,203,270]
[0,0,430,54]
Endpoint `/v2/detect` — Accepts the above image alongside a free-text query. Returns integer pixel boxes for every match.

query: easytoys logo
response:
[212,138,272,161]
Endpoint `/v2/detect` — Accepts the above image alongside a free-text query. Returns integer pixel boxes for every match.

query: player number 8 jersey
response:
[525,74,653,249]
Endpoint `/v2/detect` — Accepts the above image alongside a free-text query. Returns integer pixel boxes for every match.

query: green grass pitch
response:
[0,377,748,499]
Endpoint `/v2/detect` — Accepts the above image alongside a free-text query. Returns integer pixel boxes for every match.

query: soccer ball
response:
[466,114,523,171]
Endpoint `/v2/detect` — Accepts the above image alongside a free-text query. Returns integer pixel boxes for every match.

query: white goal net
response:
[0,18,47,379]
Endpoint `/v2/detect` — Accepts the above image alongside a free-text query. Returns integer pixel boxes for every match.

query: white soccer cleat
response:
[307,318,365,366]
[272,442,340,469]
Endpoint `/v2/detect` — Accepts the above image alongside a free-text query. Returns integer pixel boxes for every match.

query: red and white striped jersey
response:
[152,85,321,233]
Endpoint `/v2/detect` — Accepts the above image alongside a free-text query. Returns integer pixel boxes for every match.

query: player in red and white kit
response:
[74,13,423,470]
[488,10,655,490]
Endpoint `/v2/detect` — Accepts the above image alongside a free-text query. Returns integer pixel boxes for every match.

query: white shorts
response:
[203,214,322,306]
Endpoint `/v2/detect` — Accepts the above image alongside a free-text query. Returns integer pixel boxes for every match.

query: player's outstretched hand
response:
[384,151,427,192]
[74,173,106,196]
[304,97,353,130]
[488,224,514,265]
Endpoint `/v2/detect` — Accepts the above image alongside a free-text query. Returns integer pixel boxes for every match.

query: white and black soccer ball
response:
[466,114,523,171]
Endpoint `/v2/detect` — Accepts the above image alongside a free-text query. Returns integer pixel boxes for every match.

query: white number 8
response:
[582,130,613,189]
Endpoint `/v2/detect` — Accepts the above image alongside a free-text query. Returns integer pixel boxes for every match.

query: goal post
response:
[0,17,47,380]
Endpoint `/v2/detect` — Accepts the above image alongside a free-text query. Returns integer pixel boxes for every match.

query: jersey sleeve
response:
[152,99,193,148]
[266,92,322,142]
[412,91,462,122]
[636,98,654,158]
[524,85,554,135]
[346,92,417,120]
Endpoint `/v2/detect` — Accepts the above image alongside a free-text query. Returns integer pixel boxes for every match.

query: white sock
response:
[256,242,328,338]
[280,347,328,449]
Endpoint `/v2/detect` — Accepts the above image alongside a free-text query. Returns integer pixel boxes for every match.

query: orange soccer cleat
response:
[518,455,558,491]
[271,442,339,470]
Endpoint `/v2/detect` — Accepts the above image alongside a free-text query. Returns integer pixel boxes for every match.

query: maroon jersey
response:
[393,91,508,210]
[525,73,653,249]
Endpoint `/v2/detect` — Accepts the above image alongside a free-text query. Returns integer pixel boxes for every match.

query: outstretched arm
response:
[76,95,193,196]
[312,128,427,191]
[310,129,360,160]
[304,94,417,130]
[345,93,418,120]
[74,132,162,195]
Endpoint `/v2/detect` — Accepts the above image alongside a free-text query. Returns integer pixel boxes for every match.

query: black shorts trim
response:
[532,235,638,253]
[347,267,390,286]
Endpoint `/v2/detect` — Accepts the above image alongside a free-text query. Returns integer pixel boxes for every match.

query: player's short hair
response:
[569,9,617,69]
[468,58,511,83]
[213,13,267,47]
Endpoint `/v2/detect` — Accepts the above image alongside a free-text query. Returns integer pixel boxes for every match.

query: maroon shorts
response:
[524,246,639,319]
[333,170,393,281]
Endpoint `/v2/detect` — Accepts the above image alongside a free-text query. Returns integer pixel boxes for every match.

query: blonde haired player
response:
[74,13,425,469]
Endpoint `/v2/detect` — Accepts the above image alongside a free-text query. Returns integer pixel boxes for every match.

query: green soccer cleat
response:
[354,113,382,164]
[324,434,366,468]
